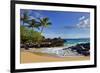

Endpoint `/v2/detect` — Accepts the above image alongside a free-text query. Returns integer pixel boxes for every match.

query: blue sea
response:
[64,38,90,47]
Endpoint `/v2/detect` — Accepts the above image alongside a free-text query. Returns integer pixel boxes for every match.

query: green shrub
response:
[20,26,43,44]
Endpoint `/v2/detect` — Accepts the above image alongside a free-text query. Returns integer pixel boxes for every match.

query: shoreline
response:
[20,47,90,64]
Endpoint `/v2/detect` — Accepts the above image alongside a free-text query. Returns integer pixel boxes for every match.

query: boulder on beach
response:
[63,43,90,56]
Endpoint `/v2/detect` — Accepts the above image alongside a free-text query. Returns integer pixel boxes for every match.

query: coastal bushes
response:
[20,25,64,48]
[20,26,43,44]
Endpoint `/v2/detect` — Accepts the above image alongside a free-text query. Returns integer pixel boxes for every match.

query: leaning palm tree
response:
[38,17,52,34]
[21,11,29,25]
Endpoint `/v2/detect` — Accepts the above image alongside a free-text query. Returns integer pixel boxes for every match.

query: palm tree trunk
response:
[32,27,34,30]
[40,26,44,34]
[22,21,24,25]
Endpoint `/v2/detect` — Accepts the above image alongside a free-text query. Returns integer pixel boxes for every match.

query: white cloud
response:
[79,16,85,21]
[29,10,44,18]
[27,10,45,20]
[77,16,90,28]
[29,16,36,20]
[64,16,90,29]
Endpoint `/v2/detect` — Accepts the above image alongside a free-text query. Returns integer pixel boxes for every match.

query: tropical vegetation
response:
[20,11,52,45]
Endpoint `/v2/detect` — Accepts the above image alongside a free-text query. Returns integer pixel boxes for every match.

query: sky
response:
[20,9,90,39]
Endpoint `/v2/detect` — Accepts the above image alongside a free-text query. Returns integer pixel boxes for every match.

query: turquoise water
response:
[64,38,90,47]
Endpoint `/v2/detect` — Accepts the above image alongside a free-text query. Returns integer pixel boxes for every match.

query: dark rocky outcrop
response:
[63,43,90,56]
[21,37,64,48]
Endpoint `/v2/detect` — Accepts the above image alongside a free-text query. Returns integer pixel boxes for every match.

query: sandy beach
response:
[20,48,90,64]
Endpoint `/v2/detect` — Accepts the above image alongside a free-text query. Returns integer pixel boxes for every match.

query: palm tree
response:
[28,19,41,30]
[38,17,52,34]
[21,11,29,25]
[28,19,36,30]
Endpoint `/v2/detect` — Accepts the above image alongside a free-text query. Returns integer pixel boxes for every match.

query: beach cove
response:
[20,46,90,63]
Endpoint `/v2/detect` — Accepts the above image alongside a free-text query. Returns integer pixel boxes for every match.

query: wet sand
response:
[20,49,90,64]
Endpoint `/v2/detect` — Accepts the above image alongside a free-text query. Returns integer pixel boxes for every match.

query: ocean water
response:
[64,38,90,47]
[32,38,90,57]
